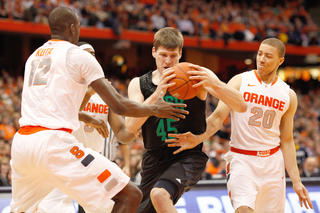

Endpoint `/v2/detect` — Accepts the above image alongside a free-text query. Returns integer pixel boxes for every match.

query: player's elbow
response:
[119,135,135,144]
[125,121,138,133]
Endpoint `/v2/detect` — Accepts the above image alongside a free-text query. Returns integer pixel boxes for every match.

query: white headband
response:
[78,44,95,52]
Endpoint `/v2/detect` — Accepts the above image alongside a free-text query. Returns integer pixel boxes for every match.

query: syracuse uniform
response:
[10,40,129,213]
[225,70,290,212]
[37,93,120,213]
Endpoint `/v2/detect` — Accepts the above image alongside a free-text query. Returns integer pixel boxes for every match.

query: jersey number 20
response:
[249,107,276,129]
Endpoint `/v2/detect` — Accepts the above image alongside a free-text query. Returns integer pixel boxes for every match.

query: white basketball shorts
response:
[10,128,129,213]
[225,149,286,212]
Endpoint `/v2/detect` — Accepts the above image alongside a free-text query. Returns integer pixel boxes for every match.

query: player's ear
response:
[70,24,75,35]
[152,47,156,58]
[278,57,284,66]
[179,49,182,59]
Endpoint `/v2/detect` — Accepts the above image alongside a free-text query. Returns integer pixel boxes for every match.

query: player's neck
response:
[152,69,162,85]
[51,35,71,43]
[256,70,277,85]
[261,76,277,85]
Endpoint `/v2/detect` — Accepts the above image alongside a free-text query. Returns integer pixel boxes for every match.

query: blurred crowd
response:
[0,0,320,46]
[0,67,319,186]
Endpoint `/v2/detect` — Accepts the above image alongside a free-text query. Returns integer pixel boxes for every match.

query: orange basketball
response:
[167,62,202,100]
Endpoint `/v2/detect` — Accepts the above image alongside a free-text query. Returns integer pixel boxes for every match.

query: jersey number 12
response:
[28,58,52,86]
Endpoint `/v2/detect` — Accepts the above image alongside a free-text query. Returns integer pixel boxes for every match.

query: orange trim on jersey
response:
[48,39,64,42]
[230,146,279,157]
[271,76,278,86]
[254,70,262,84]
[254,70,278,86]
[18,126,72,135]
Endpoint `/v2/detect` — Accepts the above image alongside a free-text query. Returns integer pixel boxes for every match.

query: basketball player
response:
[125,27,247,213]
[165,38,313,212]
[36,42,135,213]
[10,7,188,213]
[76,42,133,176]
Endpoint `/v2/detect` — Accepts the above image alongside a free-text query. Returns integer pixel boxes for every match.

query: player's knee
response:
[150,188,171,204]
[125,181,142,204]
[235,206,254,213]
[114,181,142,204]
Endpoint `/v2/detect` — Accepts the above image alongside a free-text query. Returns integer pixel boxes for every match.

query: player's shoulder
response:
[230,70,251,81]
[227,73,243,87]
[231,73,243,81]
[68,45,89,55]
[68,45,97,64]
[128,77,140,88]
[288,88,297,99]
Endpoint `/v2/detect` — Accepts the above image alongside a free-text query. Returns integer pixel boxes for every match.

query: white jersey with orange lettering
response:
[229,69,290,150]
[12,40,130,213]
[101,124,118,162]
[225,69,290,211]
[72,93,110,152]
[72,93,119,160]
[19,40,104,131]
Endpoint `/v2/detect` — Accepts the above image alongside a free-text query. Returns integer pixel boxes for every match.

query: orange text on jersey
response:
[243,92,285,111]
[35,48,53,57]
[83,102,109,114]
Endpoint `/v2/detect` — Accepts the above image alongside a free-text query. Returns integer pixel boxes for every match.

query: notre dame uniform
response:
[137,71,208,213]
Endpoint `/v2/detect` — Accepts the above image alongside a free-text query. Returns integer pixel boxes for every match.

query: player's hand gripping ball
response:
[168,62,202,100]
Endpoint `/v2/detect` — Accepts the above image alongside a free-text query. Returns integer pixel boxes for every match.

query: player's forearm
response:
[191,113,225,145]
[91,78,158,118]
[78,112,92,124]
[281,140,301,184]
[202,114,225,141]
[207,81,247,112]
[109,95,159,117]
[120,144,131,168]
[125,92,161,133]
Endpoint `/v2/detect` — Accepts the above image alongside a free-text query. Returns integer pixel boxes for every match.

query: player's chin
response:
[256,65,265,71]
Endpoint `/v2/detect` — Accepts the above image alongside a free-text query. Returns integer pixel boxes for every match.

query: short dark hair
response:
[48,6,78,35]
[153,27,184,52]
[261,38,286,58]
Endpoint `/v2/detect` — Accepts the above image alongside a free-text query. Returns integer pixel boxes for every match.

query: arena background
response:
[1,0,320,212]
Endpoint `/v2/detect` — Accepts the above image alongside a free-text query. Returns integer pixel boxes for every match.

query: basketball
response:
[168,62,202,100]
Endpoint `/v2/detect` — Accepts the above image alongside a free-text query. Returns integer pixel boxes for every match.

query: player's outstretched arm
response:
[90,78,189,119]
[166,100,231,154]
[119,144,131,177]
[188,65,247,113]
[125,68,180,133]
[108,109,136,144]
[280,89,313,209]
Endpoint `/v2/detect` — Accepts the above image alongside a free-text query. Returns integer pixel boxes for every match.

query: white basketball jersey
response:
[230,70,290,150]
[19,40,104,131]
[72,93,110,152]
[101,125,118,161]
